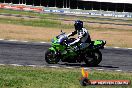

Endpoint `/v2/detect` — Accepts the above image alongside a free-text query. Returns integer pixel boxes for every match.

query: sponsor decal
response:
[0,4,7,8]
[23,7,43,12]
[0,3,43,12]
[4,5,25,10]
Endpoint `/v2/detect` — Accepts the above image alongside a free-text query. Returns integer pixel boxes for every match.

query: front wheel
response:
[84,50,102,66]
[45,50,60,64]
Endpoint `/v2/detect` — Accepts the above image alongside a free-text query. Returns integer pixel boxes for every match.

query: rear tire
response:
[84,50,102,66]
[45,50,60,64]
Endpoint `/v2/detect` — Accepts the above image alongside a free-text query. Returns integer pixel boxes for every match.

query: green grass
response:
[0,65,131,88]
[0,9,132,30]
[0,9,70,20]
[1,9,132,24]
[0,17,73,29]
[0,9,58,18]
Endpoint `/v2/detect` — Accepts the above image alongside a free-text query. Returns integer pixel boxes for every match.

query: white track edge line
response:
[27,65,37,67]
[115,70,122,72]
[49,66,60,68]
[65,67,74,69]
[114,47,120,48]
[84,67,91,70]
[0,63,131,72]
[10,64,23,66]
[8,40,18,42]
[128,48,132,49]
[0,64,5,66]
[96,69,104,71]
[40,42,48,44]
[21,41,28,42]
[0,39,4,40]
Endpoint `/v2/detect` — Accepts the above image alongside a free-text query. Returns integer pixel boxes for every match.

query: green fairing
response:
[51,37,76,55]
[49,47,56,52]
[53,37,58,43]
[51,37,66,51]
[62,48,77,59]
[94,40,103,45]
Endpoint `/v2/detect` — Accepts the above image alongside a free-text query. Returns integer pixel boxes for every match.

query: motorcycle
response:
[45,30,106,66]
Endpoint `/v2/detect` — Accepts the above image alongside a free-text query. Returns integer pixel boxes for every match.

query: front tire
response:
[45,50,60,64]
[84,50,102,66]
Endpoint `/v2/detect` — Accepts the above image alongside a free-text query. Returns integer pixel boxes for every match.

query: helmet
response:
[74,20,83,31]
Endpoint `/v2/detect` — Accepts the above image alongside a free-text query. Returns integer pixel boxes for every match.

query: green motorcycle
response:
[45,30,106,66]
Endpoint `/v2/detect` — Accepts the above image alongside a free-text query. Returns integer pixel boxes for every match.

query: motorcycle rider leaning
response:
[67,20,91,51]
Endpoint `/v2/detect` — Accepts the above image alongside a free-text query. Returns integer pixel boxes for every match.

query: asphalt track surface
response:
[0,40,132,72]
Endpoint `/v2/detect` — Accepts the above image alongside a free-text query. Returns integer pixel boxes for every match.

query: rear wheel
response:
[45,50,60,64]
[84,50,102,66]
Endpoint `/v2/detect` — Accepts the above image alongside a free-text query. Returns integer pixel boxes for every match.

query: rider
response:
[67,20,91,51]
